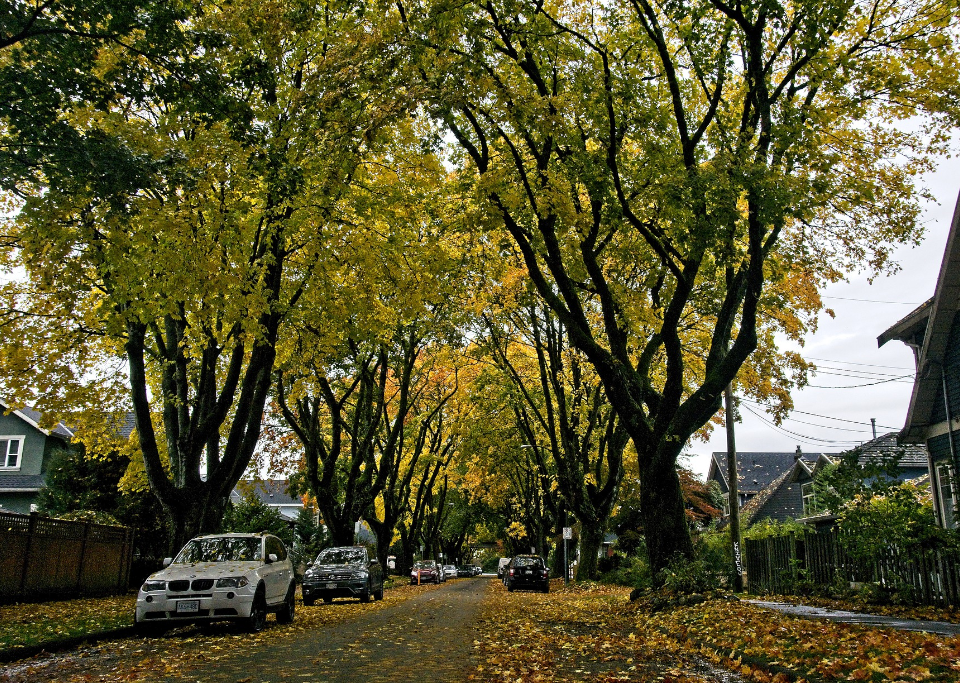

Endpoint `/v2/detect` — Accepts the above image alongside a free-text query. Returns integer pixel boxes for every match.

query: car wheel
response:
[246,586,268,633]
[543,583,550,594]
[374,583,384,601]
[360,582,372,603]
[303,596,315,607]
[323,596,333,604]
[276,583,295,624]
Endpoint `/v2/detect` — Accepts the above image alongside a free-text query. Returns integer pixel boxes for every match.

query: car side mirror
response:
[266,553,278,564]
[162,557,173,567]
[369,559,379,566]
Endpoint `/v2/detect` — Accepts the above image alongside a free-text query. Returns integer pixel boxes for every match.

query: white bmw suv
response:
[135,532,295,633]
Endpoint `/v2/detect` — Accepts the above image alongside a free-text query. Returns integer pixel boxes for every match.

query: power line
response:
[805,373,914,389]
[804,356,913,371]
[739,399,901,430]
[822,295,923,305]
[740,404,865,447]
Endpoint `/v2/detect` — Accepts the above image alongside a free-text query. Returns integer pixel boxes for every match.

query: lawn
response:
[0,594,136,651]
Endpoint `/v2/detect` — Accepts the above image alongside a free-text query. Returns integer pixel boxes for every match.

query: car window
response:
[266,536,287,560]
[315,547,366,565]
[174,537,262,563]
[413,561,436,569]
[512,556,543,568]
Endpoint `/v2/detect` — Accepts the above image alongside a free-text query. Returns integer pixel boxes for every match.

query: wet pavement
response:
[746,599,960,635]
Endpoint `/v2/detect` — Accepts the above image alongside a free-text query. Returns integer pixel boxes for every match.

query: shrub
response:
[656,555,719,594]
[597,554,651,589]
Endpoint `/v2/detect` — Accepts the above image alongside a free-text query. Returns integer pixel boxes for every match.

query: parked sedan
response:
[134,533,295,633]
[443,564,458,579]
[411,560,441,584]
[505,554,550,593]
[302,546,384,605]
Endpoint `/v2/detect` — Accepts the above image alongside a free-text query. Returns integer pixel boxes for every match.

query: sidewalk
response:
[746,599,960,636]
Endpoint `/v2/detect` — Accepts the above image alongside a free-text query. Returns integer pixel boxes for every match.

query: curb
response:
[0,626,135,665]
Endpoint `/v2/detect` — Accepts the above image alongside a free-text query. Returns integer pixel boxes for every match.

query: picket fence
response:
[745,528,960,607]
[0,511,135,602]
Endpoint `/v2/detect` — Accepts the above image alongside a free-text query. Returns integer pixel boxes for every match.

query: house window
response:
[0,437,23,469]
[801,482,817,517]
[937,463,957,529]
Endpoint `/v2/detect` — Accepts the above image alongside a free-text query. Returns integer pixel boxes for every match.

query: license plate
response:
[176,600,199,613]
[524,569,532,575]
[326,583,337,589]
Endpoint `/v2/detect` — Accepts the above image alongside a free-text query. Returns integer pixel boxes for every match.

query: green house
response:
[879,188,960,529]
[0,403,74,514]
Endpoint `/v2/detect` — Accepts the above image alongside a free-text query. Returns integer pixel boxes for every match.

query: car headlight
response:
[216,576,250,588]
[356,571,369,579]
[141,580,166,592]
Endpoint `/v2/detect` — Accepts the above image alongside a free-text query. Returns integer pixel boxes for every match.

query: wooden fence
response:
[745,528,960,606]
[0,511,135,602]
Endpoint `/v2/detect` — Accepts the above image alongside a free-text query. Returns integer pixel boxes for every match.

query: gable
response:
[711,451,821,495]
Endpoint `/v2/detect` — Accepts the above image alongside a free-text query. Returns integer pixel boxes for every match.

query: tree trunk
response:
[162,486,228,555]
[639,457,694,582]
[576,522,605,581]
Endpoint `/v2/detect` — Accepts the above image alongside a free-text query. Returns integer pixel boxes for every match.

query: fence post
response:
[17,512,39,598]
[76,521,92,594]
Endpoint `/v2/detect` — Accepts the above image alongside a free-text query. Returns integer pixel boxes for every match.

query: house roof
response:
[840,431,929,468]
[0,474,45,492]
[709,451,819,494]
[879,187,960,441]
[1,403,74,440]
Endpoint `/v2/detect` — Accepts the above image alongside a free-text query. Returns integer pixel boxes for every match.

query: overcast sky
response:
[686,153,960,479]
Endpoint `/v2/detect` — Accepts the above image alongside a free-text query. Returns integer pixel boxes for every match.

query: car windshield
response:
[315,547,366,565]
[174,537,262,563]
[413,561,436,569]
[512,556,543,568]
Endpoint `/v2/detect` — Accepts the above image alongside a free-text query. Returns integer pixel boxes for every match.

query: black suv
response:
[505,554,549,593]
[302,546,384,605]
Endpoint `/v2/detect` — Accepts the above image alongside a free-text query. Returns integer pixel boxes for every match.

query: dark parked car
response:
[302,546,384,605]
[411,560,441,584]
[505,555,549,593]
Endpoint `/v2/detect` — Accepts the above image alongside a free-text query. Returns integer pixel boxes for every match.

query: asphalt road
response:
[181,577,486,683]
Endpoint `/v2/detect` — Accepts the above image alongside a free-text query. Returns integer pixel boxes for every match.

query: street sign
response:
[562,527,572,539]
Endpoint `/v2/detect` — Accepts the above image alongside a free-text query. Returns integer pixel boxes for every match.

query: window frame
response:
[0,436,25,470]
[937,463,956,529]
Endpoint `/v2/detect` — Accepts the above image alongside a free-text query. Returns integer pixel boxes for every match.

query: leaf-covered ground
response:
[4,582,960,682]
[0,595,136,650]
[644,599,960,683]
[475,582,736,682]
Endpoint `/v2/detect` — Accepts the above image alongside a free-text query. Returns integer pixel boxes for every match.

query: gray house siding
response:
[752,477,808,523]
[931,312,960,425]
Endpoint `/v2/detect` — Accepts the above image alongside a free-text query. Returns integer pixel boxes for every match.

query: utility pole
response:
[724,383,744,592]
